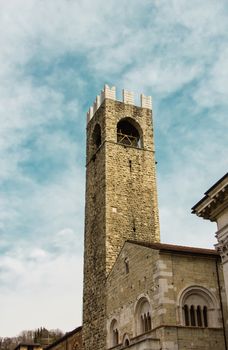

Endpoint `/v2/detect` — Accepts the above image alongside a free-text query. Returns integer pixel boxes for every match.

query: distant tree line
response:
[0,328,64,350]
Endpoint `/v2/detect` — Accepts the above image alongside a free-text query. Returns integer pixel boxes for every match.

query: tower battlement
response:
[86,84,152,123]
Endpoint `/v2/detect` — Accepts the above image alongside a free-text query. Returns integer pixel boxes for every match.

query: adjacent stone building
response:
[14,344,42,350]
[45,327,82,350]
[106,241,227,349]
[75,86,228,349]
[192,173,228,306]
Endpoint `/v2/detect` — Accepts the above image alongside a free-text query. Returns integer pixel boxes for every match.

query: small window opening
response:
[92,124,101,149]
[117,119,141,147]
[197,305,202,327]
[183,304,209,327]
[113,329,119,346]
[124,258,129,274]
[140,315,144,332]
[124,338,130,346]
[184,304,189,326]
[129,159,132,170]
[147,313,152,330]
[190,305,196,326]
[203,306,208,327]
[141,312,152,333]
[110,319,119,347]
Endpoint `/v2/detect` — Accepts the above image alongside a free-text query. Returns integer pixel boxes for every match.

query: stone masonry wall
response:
[106,243,159,346]
[83,102,107,350]
[105,99,160,272]
[83,97,160,350]
[46,328,82,350]
[106,242,227,349]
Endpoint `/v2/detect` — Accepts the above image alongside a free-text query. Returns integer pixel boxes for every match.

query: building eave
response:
[191,173,228,221]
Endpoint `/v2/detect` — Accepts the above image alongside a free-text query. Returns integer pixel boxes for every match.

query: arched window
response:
[92,123,101,150]
[122,334,130,347]
[135,297,152,335]
[117,118,142,148]
[179,286,220,328]
[124,339,130,346]
[110,319,119,347]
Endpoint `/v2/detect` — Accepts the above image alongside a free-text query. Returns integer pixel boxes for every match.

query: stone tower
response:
[82,85,160,350]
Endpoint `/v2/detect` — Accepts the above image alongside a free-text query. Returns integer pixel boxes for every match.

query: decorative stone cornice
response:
[191,173,228,221]
[215,240,228,263]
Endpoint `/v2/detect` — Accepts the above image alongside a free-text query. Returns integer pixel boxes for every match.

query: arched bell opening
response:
[117,118,143,148]
[92,123,102,150]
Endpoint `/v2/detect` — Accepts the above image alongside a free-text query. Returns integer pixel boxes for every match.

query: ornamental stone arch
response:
[134,294,152,336]
[177,285,221,328]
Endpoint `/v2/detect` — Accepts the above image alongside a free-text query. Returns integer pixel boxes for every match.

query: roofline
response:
[14,344,41,350]
[127,240,219,256]
[45,326,82,350]
[205,172,228,195]
[191,173,228,212]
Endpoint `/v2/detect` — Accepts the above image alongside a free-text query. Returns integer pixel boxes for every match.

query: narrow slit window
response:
[147,312,152,330]
[203,306,208,327]
[197,306,202,327]
[190,305,196,326]
[184,304,189,326]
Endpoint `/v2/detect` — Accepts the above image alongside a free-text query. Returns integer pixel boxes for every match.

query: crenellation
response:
[101,84,116,101]
[86,85,152,123]
[122,89,134,105]
[141,93,152,109]
[86,106,94,123]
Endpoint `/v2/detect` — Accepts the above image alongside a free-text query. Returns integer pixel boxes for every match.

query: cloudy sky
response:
[0,0,228,338]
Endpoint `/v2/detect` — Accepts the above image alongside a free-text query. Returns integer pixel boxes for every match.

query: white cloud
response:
[0,0,227,338]
[0,230,83,337]
[193,47,228,108]
[122,60,202,96]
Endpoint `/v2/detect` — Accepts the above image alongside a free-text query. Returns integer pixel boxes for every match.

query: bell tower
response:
[82,85,160,350]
